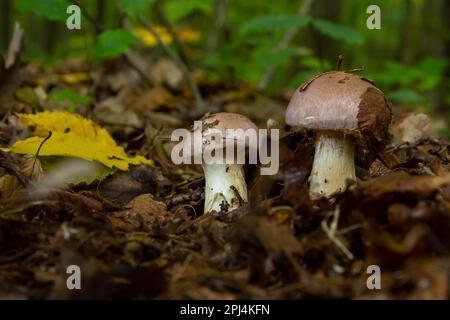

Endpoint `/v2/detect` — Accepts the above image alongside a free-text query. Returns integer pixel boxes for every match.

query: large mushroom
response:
[285,71,391,198]
[194,112,259,213]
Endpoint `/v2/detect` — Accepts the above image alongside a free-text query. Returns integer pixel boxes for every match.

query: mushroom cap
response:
[201,112,258,134]
[189,112,259,159]
[286,71,392,168]
[286,71,391,137]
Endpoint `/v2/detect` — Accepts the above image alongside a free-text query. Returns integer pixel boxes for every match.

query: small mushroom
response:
[194,112,258,213]
[285,71,391,198]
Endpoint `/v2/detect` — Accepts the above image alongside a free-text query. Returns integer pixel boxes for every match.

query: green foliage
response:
[5,0,448,129]
[369,58,447,88]
[388,89,424,104]
[16,0,69,21]
[48,89,92,104]
[253,47,298,67]
[15,87,41,109]
[415,58,448,91]
[311,19,364,44]
[164,0,212,22]
[117,0,155,17]
[366,57,447,106]
[93,30,137,58]
[48,88,92,112]
[240,15,311,35]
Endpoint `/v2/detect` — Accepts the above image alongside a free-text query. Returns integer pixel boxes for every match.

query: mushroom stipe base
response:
[202,163,248,213]
[309,131,356,198]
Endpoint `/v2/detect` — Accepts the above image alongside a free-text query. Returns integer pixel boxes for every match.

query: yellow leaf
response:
[10,111,152,171]
[177,28,201,42]
[57,72,90,84]
[134,26,172,47]
[134,25,200,47]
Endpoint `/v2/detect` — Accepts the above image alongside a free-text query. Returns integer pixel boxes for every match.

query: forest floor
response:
[0,29,449,299]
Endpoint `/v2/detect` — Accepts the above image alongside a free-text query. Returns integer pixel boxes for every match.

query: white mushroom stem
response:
[202,163,248,213]
[309,131,356,198]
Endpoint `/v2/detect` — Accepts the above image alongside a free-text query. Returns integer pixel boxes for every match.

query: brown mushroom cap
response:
[202,112,258,133]
[190,112,259,158]
[286,71,391,138]
[286,71,391,167]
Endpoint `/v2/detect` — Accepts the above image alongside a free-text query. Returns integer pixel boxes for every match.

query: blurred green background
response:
[1,0,449,133]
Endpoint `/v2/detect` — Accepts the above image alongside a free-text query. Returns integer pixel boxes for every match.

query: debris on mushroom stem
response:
[309,131,356,198]
[285,70,391,199]
[203,163,247,213]
[196,112,259,213]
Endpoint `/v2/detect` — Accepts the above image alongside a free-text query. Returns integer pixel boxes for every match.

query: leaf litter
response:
[0,28,449,301]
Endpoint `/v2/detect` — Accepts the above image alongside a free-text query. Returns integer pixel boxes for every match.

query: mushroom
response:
[285,71,391,198]
[195,112,259,213]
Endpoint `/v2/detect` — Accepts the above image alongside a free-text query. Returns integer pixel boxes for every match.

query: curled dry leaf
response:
[390,112,432,146]
[358,172,450,200]
[0,153,42,200]
[129,86,180,112]
[149,59,184,90]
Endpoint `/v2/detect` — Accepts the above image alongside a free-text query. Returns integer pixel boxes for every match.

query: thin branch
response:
[336,54,343,70]
[123,51,154,87]
[31,131,52,179]
[321,206,354,260]
[5,22,23,69]
[206,0,227,54]
[75,0,154,87]
[138,14,205,110]
[153,0,190,65]
[257,0,314,90]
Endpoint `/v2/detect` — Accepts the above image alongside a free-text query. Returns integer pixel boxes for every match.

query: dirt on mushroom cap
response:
[286,71,391,167]
[201,112,259,133]
[199,112,259,153]
[286,71,390,133]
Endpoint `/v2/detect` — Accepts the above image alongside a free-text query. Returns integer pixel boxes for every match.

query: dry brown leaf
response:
[149,59,183,90]
[359,172,450,200]
[390,112,432,146]
[129,86,178,112]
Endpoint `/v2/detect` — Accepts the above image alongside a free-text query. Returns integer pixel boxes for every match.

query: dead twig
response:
[321,206,354,260]
[138,14,205,112]
[153,0,190,65]
[5,22,23,69]
[30,130,52,180]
